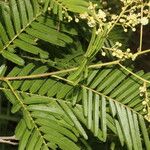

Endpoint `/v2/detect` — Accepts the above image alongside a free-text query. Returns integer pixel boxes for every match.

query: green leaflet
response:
[14,39,49,58]
[43,0,50,12]
[31,111,79,135]
[101,96,107,141]
[35,118,78,142]
[23,109,33,129]
[43,132,80,150]
[24,0,34,21]
[127,109,139,150]
[58,5,63,20]
[139,115,150,150]
[0,22,9,44]
[7,66,21,77]
[18,33,37,45]
[30,0,40,15]
[26,129,39,150]
[34,137,43,150]
[27,104,63,115]
[24,96,51,104]
[110,142,115,150]
[15,119,26,139]
[3,90,18,104]
[115,103,132,150]
[21,66,48,91]
[56,84,73,99]
[68,5,88,13]
[38,79,57,95]
[12,63,35,89]
[103,68,129,95]
[2,50,24,66]
[89,67,112,89]
[109,99,124,146]
[133,114,143,149]
[58,101,88,140]
[0,40,3,49]
[11,102,22,113]
[47,142,58,149]
[109,99,117,117]
[87,90,93,129]
[97,68,121,91]
[0,64,7,77]
[42,145,49,150]
[53,2,58,14]
[72,87,80,106]
[114,120,124,146]
[110,71,144,98]
[29,78,46,93]
[18,128,32,150]
[1,5,15,39]
[106,114,117,135]
[37,16,78,35]
[47,82,63,97]
[44,0,89,14]
[25,27,68,47]
[93,94,99,136]
[17,0,28,28]
[9,0,21,33]
[82,88,88,117]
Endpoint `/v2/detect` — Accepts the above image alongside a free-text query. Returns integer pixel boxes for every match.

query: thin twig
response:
[0,135,16,140]
[0,60,120,81]
[139,3,144,52]
[136,49,150,56]
[118,63,150,84]
[0,135,18,145]
[107,3,131,34]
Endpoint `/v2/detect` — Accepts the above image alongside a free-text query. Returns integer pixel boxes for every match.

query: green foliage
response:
[0,0,150,150]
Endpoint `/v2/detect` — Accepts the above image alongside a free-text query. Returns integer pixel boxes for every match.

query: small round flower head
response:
[101,51,106,56]
[140,93,144,97]
[88,2,94,10]
[111,14,118,20]
[98,9,106,18]
[75,17,79,23]
[143,108,147,112]
[142,101,147,105]
[39,0,44,4]
[144,114,150,122]
[126,48,130,52]
[87,17,96,27]
[119,18,125,23]
[139,86,146,93]
[88,2,97,10]
[141,17,149,25]
[68,16,73,22]
[48,7,51,11]
[124,28,128,32]
[116,42,122,47]
[132,28,136,32]
[80,12,89,19]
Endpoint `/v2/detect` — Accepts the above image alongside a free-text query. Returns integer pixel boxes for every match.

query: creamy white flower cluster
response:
[139,83,150,122]
[116,1,150,32]
[102,42,136,60]
[79,2,107,28]
[120,0,141,5]
[79,1,149,33]
[112,48,133,60]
